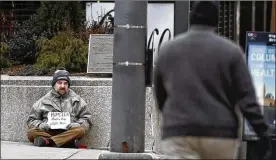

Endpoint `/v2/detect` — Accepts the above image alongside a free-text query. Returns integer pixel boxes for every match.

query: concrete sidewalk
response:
[1,141,109,159]
[1,141,163,159]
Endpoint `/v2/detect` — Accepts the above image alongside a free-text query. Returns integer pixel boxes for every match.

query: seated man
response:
[26,68,92,148]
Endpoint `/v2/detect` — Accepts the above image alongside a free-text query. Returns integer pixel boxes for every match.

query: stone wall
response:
[0,75,162,152]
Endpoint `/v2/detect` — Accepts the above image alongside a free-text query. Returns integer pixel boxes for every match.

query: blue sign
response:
[243,31,276,141]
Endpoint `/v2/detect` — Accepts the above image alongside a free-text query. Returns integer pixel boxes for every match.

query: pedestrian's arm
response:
[27,102,43,129]
[153,45,168,112]
[154,66,167,111]
[232,48,268,137]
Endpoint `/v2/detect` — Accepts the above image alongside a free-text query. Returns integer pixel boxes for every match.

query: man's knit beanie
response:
[52,67,71,87]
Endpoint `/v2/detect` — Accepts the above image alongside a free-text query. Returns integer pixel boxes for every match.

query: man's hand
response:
[66,123,81,130]
[39,123,50,131]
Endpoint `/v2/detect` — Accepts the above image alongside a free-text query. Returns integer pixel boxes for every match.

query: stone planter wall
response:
[0,75,162,152]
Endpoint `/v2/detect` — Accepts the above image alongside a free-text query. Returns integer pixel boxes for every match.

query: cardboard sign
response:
[47,112,70,130]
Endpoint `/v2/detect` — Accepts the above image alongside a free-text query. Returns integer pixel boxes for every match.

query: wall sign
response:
[87,34,114,73]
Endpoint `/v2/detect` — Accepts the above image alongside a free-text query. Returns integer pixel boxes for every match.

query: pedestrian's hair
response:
[190,1,219,27]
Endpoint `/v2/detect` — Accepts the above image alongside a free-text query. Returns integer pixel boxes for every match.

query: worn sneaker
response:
[62,139,88,149]
[76,140,88,149]
[33,136,51,147]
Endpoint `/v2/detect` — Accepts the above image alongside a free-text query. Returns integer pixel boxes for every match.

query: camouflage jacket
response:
[27,89,92,131]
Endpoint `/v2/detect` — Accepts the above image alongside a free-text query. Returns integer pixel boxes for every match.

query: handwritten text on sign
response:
[47,112,70,129]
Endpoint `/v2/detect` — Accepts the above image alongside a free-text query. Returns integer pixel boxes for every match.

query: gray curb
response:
[98,152,163,159]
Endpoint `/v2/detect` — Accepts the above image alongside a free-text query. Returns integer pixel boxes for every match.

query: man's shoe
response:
[75,140,88,149]
[61,139,88,149]
[33,136,52,147]
[61,139,78,148]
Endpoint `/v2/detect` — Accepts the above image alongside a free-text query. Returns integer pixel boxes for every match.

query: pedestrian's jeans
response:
[161,136,240,159]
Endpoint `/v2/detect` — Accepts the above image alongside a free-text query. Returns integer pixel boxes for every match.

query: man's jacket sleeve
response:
[76,98,92,131]
[27,102,43,129]
[232,48,269,137]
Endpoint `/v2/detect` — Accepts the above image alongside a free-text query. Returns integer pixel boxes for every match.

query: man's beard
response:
[58,88,67,95]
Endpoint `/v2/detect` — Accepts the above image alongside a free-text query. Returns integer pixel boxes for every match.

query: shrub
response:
[8,20,39,64]
[75,9,114,43]
[35,31,88,72]
[0,42,8,55]
[76,20,114,43]
[33,1,85,39]
[7,1,85,66]
[0,42,12,68]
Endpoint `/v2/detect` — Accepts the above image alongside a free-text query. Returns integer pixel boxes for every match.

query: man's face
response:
[54,80,69,95]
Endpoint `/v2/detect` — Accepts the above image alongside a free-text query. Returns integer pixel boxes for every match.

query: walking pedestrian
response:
[154,1,272,159]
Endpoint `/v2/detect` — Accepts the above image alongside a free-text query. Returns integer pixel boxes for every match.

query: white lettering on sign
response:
[47,112,70,130]
[268,34,276,39]
[248,33,254,37]
[250,68,275,77]
[269,38,276,42]
[250,53,275,62]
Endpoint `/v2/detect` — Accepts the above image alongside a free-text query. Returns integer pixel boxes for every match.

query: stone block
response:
[0,75,161,152]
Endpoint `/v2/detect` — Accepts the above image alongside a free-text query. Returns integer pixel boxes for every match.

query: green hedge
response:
[0,42,12,68]
[35,31,88,72]
[8,20,39,64]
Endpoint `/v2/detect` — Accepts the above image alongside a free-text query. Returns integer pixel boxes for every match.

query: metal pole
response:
[263,1,267,31]
[235,1,240,44]
[110,1,147,153]
[217,2,221,34]
[272,1,276,32]
[174,1,190,35]
[252,1,255,31]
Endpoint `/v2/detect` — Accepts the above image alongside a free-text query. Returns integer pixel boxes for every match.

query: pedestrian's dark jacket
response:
[154,25,269,140]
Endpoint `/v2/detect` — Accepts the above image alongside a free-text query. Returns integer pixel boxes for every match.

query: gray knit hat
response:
[52,67,71,87]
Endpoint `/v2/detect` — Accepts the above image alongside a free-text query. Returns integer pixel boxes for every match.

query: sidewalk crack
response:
[63,150,83,160]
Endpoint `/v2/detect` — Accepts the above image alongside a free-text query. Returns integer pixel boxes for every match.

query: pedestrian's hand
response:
[66,123,81,129]
[39,123,50,131]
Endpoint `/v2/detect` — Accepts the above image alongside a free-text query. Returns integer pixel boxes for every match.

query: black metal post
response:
[110,1,147,153]
[174,1,190,36]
